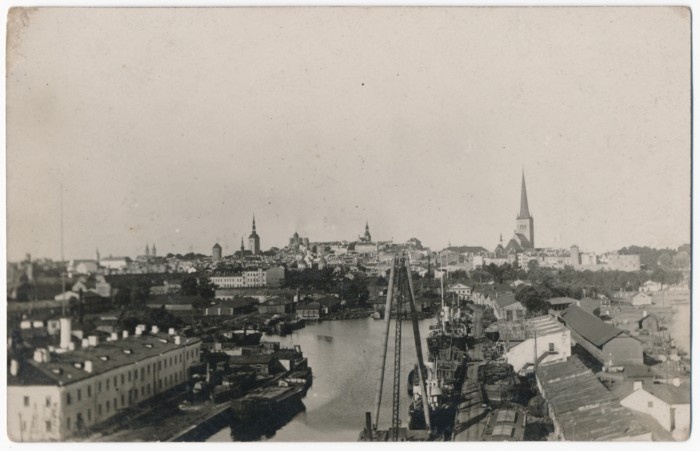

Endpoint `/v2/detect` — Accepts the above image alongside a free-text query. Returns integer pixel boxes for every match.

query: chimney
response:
[33,349,44,363]
[633,381,643,391]
[110,332,118,341]
[135,327,142,336]
[84,360,93,373]
[68,342,76,351]
[642,310,647,318]
[10,359,19,376]
[122,330,129,339]
[168,328,175,336]
[88,336,98,347]
[59,318,72,349]
[672,377,680,387]
[151,325,159,335]
[174,336,181,345]
[81,338,89,348]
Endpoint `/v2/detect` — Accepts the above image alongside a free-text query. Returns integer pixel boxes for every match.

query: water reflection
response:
[207,318,432,442]
[228,401,306,441]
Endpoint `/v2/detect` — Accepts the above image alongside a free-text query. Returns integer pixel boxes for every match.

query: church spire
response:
[252,215,256,232]
[518,170,531,219]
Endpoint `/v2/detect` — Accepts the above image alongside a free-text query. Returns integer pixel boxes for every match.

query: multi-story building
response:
[8,322,201,441]
[211,268,268,289]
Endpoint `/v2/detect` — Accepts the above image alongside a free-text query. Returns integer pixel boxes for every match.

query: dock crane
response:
[362,255,432,441]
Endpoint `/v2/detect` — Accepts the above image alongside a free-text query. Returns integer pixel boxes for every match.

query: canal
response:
[207,317,433,442]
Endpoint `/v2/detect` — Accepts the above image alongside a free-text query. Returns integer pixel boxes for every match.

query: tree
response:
[181,275,199,296]
[515,285,550,315]
[197,277,216,299]
[673,251,690,270]
[470,267,490,283]
[657,253,673,270]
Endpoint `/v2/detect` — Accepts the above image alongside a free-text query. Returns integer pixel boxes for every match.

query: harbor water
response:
[207,317,433,442]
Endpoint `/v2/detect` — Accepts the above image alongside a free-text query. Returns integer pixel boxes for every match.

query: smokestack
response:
[10,359,19,376]
[60,318,72,349]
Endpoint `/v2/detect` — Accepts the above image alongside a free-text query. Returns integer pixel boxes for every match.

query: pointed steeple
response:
[240,237,245,252]
[518,170,531,219]
[252,215,256,232]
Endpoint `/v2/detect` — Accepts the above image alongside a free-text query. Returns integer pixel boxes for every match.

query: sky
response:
[5,6,691,261]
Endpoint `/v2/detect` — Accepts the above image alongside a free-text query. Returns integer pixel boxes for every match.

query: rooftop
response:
[9,333,201,387]
[492,315,568,341]
[536,356,648,441]
[546,297,578,306]
[560,305,625,347]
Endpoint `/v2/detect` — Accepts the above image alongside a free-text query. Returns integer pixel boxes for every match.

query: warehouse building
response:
[8,321,201,441]
[536,356,650,441]
[559,305,643,367]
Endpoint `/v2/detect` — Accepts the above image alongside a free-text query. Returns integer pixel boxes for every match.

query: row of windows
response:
[64,371,186,432]
[64,347,199,406]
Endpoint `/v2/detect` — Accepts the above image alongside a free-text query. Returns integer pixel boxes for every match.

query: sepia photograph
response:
[3,3,693,444]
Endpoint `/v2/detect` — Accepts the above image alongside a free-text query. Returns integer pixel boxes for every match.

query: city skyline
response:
[6,7,691,261]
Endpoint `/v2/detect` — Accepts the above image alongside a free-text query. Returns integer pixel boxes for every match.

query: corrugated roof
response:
[536,356,649,440]
[560,305,623,347]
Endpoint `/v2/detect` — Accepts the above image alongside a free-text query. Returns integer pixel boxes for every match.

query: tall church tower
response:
[248,216,261,255]
[515,171,535,248]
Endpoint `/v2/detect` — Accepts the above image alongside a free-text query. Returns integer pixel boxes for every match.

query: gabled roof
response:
[546,297,577,306]
[560,305,624,347]
[644,381,691,405]
[494,292,517,308]
[536,356,648,441]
